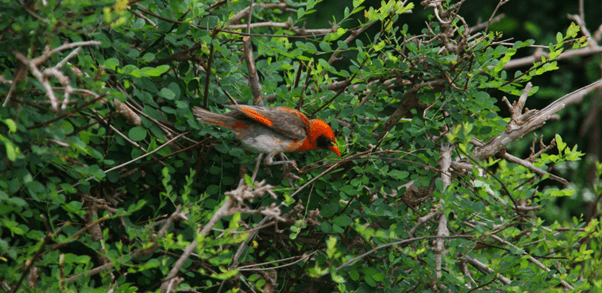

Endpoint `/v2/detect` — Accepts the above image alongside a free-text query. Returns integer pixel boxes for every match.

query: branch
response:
[64,206,184,285]
[237,251,318,271]
[408,210,441,236]
[462,255,512,286]
[160,198,235,293]
[435,145,452,279]
[11,42,101,109]
[489,234,574,290]
[160,181,276,293]
[229,3,290,24]
[243,37,263,105]
[503,151,568,184]
[380,80,447,137]
[473,79,602,160]
[335,235,474,271]
[501,46,602,70]
[136,6,329,39]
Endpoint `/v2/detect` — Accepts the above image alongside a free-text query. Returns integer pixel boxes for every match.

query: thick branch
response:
[474,79,602,160]
[243,37,263,105]
[435,145,452,279]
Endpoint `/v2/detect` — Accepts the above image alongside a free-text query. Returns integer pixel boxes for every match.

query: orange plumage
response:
[193,105,340,163]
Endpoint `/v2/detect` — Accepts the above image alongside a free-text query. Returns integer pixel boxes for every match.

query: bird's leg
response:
[279,153,302,182]
[262,152,301,180]
[263,151,296,167]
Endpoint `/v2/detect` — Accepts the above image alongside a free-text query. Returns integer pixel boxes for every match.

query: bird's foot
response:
[264,152,297,169]
[278,153,302,182]
[260,152,301,182]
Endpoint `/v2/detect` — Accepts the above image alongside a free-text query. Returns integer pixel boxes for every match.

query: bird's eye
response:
[316,135,333,149]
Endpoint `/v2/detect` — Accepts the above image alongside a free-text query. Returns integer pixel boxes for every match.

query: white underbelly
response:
[241,133,295,153]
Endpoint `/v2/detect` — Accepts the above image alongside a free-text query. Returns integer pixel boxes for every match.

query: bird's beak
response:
[329,145,341,157]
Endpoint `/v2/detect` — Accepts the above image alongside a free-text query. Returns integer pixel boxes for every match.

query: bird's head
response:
[309,119,341,157]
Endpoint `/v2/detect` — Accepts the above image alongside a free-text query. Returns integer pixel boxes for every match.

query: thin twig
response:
[336,235,475,271]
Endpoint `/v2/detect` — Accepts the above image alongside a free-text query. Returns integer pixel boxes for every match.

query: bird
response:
[193,105,340,165]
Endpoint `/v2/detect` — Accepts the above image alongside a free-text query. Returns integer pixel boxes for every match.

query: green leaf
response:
[142,53,155,61]
[103,58,119,70]
[333,215,352,227]
[435,178,444,191]
[60,183,77,194]
[556,134,566,151]
[364,273,376,287]
[372,272,385,282]
[349,269,360,281]
[2,119,17,132]
[389,170,409,180]
[373,40,385,51]
[122,65,141,78]
[4,142,16,161]
[160,88,176,100]
[297,7,305,19]
[340,185,356,195]
[321,203,340,218]
[319,42,332,52]
[141,65,170,77]
[480,126,492,135]
[128,126,147,141]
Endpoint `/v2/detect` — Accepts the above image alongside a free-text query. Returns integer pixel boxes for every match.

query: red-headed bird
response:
[193,105,340,164]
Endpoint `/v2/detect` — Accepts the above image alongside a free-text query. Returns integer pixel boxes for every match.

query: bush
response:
[1,0,601,292]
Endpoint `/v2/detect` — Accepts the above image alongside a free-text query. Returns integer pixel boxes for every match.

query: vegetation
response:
[1,0,602,292]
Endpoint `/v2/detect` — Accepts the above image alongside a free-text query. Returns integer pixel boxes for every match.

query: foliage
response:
[1,0,601,292]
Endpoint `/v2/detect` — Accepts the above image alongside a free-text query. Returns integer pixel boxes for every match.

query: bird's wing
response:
[225,105,309,141]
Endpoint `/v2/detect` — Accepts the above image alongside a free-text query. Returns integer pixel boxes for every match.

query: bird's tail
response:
[192,107,237,128]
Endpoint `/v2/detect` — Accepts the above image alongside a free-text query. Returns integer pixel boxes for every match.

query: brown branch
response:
[245,0,255,34]
[435,145,452,279]
[238,251,318,271]
[203,31,218,109]
[3,63,27,107]
[474,79,602,160]
[296,65,312,110]
[469,14,505,33]
[114,99,141,126]
[160,181,276,292]
[228,21,336,35]
[11,41,101,109]
[484,0,509,34]
[243,37,263,105]
[503,151,568,184]
[462,255,512,285]
[11,234,52,293]
[380,80,446,137]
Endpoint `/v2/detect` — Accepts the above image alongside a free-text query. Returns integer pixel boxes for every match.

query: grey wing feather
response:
[225,105,308,141]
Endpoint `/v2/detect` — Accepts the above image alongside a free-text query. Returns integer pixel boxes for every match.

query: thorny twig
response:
[8,41,101,109]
